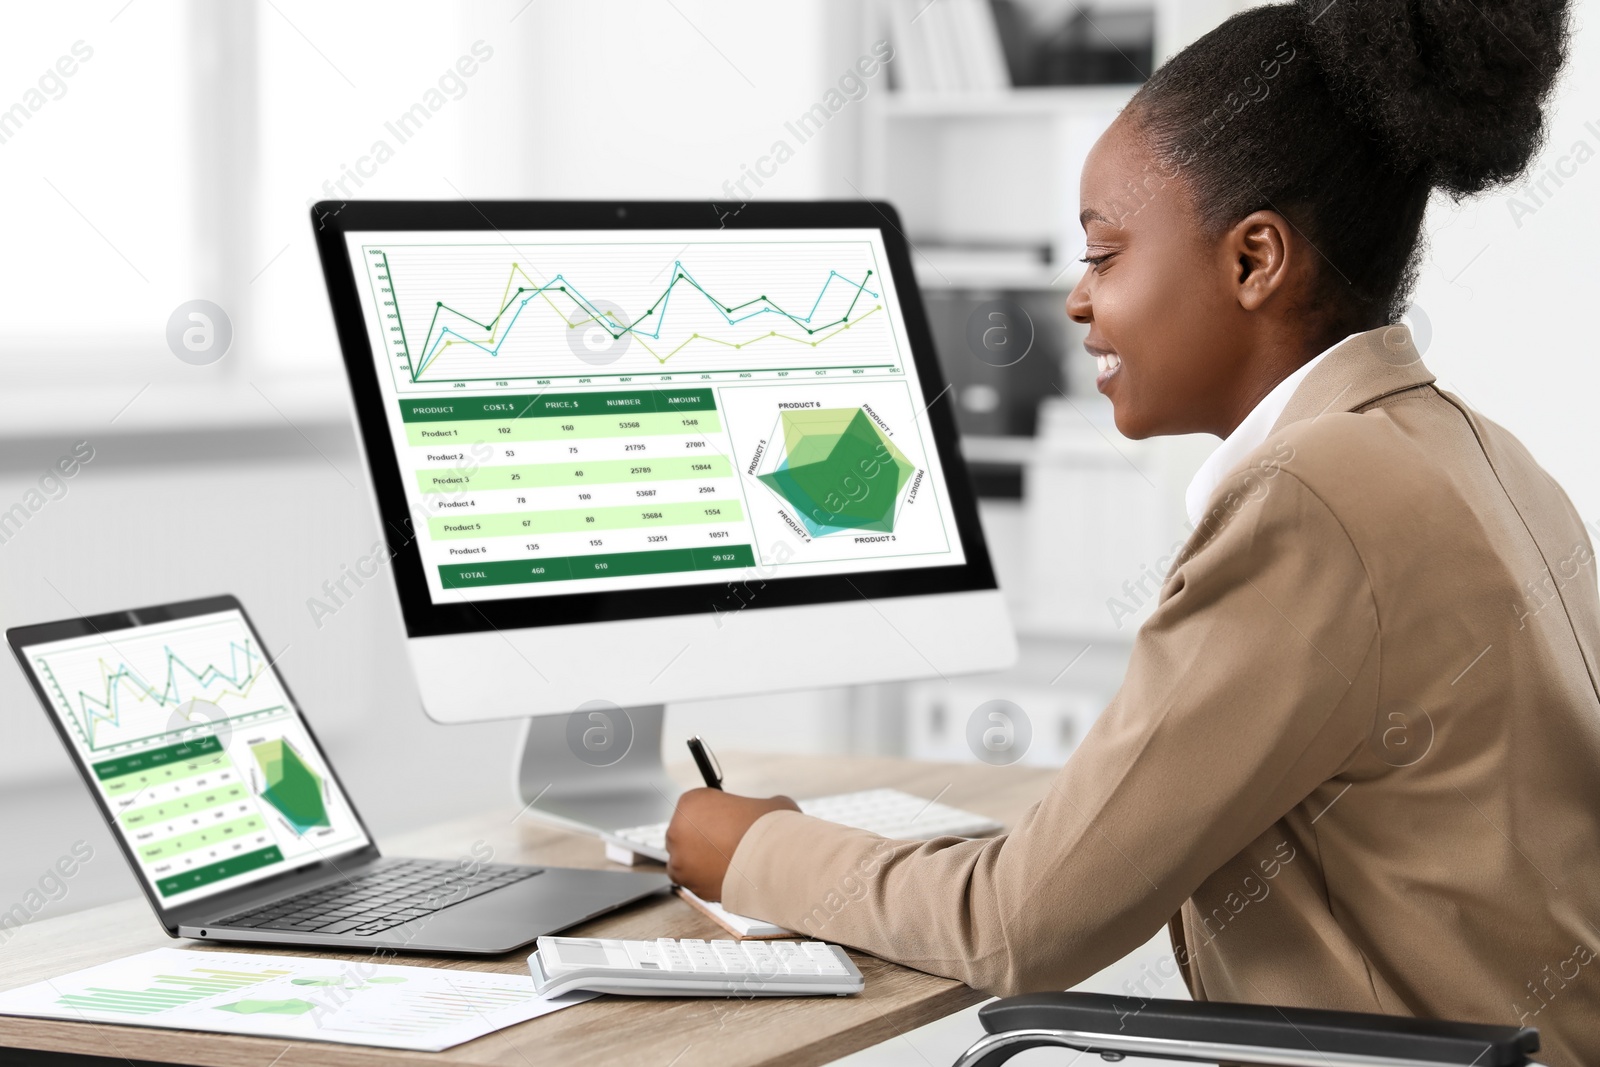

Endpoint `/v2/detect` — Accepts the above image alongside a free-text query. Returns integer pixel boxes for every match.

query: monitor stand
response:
[513,703,679,866]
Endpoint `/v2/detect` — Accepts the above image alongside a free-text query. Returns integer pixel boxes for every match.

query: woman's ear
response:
[1227,209,1293,311]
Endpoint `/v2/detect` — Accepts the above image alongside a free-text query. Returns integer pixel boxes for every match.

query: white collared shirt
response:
[1183,334,1359,528]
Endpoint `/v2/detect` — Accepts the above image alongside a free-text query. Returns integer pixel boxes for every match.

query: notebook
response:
[675,887,794,939]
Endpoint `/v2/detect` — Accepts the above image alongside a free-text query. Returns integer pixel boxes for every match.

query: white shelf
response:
[863,85,1131,277]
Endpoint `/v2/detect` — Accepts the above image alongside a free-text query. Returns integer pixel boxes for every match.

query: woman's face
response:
[1065,116,1264,440]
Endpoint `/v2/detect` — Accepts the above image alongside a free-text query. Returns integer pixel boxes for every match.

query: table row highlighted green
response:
[138,815,266,863]
[121,781,249,831]
[407,409,720,447]
[417,455,732,493]
[155,844,284,898]
[439,543,756,589]
[430,499,743,539]
[94,735,223,783]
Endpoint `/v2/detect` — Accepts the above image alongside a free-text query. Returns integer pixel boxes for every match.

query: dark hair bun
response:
[1299,0,1571,195]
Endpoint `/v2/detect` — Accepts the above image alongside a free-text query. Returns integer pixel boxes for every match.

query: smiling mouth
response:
[1093,351,1122,390]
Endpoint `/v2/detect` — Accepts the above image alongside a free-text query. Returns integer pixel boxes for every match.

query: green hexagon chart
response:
[251,738,330,836]
[757,407,914,537]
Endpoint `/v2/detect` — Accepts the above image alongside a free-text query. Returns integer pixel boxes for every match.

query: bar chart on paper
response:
[0,948,593,1051]
[49,958,293,1016]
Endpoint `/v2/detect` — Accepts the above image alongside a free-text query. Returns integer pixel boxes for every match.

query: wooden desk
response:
[0,753,1050,1067]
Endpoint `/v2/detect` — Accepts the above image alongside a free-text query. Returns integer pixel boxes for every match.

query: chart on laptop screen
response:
[21,610,368,908]
[346,228,967,604]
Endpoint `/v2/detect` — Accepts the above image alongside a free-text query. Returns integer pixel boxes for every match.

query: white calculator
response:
[529,936,864,997]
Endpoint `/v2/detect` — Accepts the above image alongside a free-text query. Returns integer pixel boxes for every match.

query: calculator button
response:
[802,942,846,970]
[627,941,665,969]
[773,942,820,974]
[679,939,720,972]
[740,943,782,979]
[711,941,749,973]
[657,938,691,970]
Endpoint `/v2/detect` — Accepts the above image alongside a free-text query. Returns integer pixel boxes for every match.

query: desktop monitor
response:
[312,200,1016,837]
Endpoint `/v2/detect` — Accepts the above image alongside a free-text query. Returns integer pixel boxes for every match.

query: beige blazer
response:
[724,325,1600,1067]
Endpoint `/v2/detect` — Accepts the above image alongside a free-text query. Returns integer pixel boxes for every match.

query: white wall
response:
[466,1,849,200]
[1411,9,1600,524]
[0,0,877,923]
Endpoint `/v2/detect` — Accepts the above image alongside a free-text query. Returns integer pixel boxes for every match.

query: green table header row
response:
[399,389,716,423]
[94,734,224,781]
[440,543,755,589]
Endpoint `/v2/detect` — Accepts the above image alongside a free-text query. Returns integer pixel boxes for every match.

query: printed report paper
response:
[0,947,594,1051]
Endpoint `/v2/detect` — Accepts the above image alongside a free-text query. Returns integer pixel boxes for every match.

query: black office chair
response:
[951,992,1542,1066]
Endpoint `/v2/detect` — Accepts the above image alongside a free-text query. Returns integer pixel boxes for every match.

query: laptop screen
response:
[17,609,371,909]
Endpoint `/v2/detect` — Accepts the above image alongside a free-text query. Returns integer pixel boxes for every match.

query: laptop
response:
[6,595,669,955]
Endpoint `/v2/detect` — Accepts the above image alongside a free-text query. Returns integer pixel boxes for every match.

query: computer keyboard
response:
[215,858,542,937]
[530,936,864,997]
[608,787,1001,861]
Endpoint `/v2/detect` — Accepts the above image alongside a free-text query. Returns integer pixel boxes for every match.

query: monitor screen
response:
[17,609,370,909]
[341,226,969,605]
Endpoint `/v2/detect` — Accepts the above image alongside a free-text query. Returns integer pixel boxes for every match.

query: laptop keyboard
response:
[216,858,543,937]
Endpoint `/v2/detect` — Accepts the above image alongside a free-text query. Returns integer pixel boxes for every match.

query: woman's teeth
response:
[1095,352,1121,375]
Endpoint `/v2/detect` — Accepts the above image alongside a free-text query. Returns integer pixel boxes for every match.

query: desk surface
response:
[0,752,1050,1067]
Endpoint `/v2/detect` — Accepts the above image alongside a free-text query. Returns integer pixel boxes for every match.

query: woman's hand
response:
[664,789,800,900]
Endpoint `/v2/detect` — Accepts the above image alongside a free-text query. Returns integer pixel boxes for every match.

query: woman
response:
[666,1,1598,1062]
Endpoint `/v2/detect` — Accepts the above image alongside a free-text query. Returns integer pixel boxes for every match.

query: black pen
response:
[687,735,722,790]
